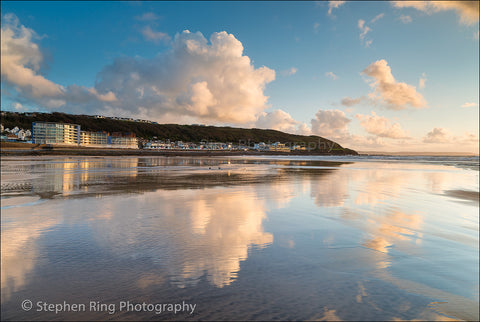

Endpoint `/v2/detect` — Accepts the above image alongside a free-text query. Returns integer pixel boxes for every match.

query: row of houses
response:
[142,140,306,152]
[32,122,138,149]
[143,141,233,150]
[92,115,158,124]
[0,124,32,141]
[2,118,307,152]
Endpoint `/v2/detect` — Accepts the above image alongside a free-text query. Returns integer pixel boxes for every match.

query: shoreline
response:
[2,149,478,158]
[0,147,355,157]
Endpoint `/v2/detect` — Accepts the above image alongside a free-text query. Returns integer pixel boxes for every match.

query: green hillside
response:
[0,111,357,154]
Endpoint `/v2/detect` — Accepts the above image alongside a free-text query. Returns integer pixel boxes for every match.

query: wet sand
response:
[445,189,479,204]
[1,155,478,321]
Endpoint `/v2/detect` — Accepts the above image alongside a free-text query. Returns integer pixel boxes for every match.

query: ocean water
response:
[1,155,478,321]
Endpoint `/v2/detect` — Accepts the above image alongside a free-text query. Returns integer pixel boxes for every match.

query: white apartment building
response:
[32,121,138,148]
[32,122,81,145]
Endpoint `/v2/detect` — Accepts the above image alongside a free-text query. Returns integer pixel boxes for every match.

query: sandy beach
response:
[1,155,478,321]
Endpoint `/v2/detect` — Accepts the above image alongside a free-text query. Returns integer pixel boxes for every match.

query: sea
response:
[1,155,478,320]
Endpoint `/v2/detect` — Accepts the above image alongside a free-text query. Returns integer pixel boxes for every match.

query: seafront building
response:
[109,132,138,149]
[4,114,305,152]
[80,131,109,147]
[32,121,138,148]
[32,122,81,145]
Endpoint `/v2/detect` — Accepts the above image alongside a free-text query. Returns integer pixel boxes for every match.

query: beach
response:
[1,155,478,320]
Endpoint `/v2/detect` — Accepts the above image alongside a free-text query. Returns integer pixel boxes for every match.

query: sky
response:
[1,1,479,153]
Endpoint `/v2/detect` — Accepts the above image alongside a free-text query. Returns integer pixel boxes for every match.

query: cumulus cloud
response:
[356,111,409,139]
[141,26,171,43]
[461,102,478,108]
[325,71,338,80]
[281,67,298,76]
[256,110,312,135]
[95,30,276,124]
[362,59,427,109]
[1,14,64,99]
[2,15,277,125]
[310,109,351,139]
[255,110,298,133]
[328,1,346,16]
[12,102,26,111]
[1,14,117,110]
[423,127,450,143]
[419,72,426,89]
[391,1,479,25]
[399,14,413,23]
[296,123,312,135]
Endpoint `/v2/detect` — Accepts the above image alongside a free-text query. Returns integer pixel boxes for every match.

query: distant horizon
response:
[1,1,478,154]
[357,151,480,157]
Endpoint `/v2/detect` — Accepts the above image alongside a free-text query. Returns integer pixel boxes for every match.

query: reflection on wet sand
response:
[2,157,339,297]
[0,156,478,321]
[154,188,273,288]
[1,157,348,200]
[1,201,59,301]
[362,210,423,254]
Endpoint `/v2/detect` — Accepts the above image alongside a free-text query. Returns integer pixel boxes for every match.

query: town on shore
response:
[1,112,313,152]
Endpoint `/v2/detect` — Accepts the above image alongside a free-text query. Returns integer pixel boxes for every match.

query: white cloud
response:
[391,1,479,25]
[255,110,298,133]
[358,19,371,40]
[419,72,426,89]
[1,14,64,99]
[141,26,171,43]
[95,30,276,124]
[256,110,312,135]
[13,102,25,111]
[371,13,385,23]
[461,102,479,108]
[362,59,427,109]
[356,111,409,139]
[1,14,117,110]
[135,12,160,22]
[357,14,383,47]
[2,16,277,125]
[399,14,413,23]
[282,67,298,76]
[423,127,450,143]
[311,109,351,139]
[328,1,346,16]
[358,19,373,47]
[313,22,320,33]
[87,88,117,102]
[325,71,338,80]
[296,123,312,135]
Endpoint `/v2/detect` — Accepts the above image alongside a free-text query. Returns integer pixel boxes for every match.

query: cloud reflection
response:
[89,187,274,288]
[1,202,59,301]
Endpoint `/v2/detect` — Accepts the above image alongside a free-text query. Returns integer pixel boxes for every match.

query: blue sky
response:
[1,1,479,153]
